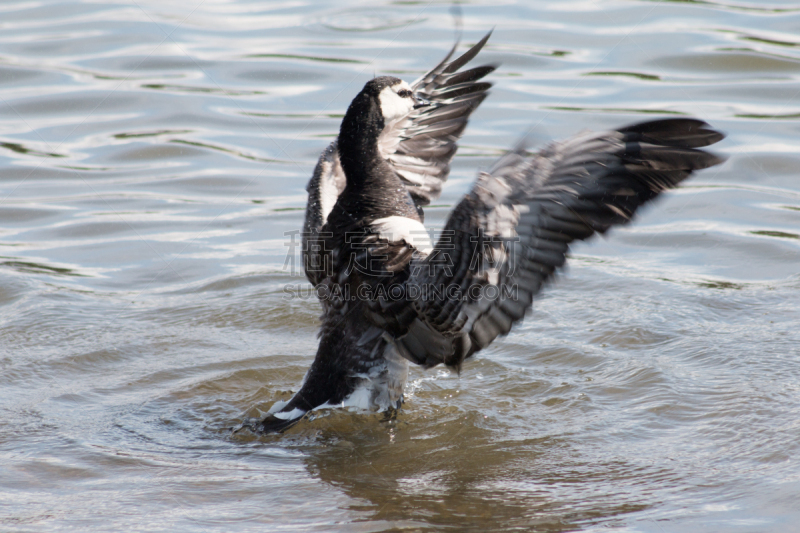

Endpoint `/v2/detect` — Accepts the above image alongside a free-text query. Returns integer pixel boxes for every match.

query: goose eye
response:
[397,89,412,98]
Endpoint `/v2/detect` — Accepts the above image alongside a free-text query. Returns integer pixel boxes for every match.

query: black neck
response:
[338,92,385,188]
[335,92,418,222]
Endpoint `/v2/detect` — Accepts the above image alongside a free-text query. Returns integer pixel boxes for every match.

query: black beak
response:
[413,94,432,109]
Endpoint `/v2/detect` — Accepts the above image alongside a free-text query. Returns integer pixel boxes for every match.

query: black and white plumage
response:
[302,31,495,286]
[260,33,496,432]
[257,33,725,433]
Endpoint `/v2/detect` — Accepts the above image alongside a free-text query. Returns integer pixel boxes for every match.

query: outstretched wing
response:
[379,31,496,207]
[394,118,726,368]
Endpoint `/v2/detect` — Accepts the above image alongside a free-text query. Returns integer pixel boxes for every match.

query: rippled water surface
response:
[2,1,800,531]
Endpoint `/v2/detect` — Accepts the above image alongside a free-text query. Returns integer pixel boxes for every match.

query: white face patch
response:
[378,81,415,123]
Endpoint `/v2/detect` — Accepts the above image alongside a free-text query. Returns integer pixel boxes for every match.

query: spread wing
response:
[393,118,726,368]
[379,31,496,207]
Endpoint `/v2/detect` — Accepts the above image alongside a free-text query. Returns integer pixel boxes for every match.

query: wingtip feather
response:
[443,29,495,74]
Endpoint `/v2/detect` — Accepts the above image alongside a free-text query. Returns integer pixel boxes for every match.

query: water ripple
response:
[1,1,799,532]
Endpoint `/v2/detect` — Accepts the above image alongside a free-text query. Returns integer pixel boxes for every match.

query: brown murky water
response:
[2,1,800,531]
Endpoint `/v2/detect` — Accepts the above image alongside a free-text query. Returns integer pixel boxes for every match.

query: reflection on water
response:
[1,0,800,531]
[300,415,651,532]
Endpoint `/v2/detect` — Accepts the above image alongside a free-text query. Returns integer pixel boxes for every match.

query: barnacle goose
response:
[256,32,725,433]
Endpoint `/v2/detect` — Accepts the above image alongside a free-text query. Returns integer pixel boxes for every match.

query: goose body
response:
[257,33,725,433]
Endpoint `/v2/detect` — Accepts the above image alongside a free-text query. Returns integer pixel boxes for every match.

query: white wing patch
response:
[319,163,341,225]
[371,216,433,254]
